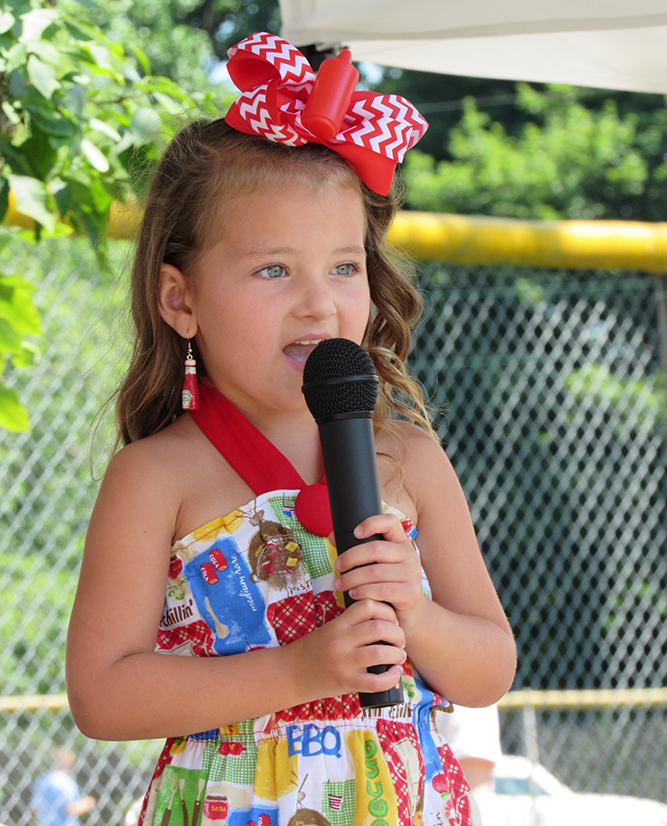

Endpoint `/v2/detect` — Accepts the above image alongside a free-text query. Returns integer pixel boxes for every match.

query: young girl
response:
[66,32,516,826]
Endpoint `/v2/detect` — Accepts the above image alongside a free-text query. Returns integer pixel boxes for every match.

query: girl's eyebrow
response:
[336,245,366,256]
[244,244,366,258]
[244,246,297,259]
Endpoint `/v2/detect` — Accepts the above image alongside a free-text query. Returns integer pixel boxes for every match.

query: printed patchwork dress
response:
[139,492,472,826]
[139,382,473,826]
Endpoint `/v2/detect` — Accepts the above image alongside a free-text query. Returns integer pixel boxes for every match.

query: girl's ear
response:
[158,263,198,338]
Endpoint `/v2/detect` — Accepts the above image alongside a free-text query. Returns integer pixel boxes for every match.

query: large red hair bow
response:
[224,32,428,196]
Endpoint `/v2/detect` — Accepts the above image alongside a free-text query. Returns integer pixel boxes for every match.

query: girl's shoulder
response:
[84,420,202,561]
[375,418,446,469]
[107,414,203,478]
[105,415,256,543]
[375,420,453,520]
[101,415,222,520]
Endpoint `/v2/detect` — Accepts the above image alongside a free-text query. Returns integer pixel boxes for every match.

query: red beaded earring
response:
[182,338,199,411]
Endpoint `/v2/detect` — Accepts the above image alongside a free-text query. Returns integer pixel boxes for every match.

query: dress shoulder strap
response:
[190,381,332,536]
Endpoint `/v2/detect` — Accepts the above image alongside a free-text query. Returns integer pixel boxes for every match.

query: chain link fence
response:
[1,233,666,825]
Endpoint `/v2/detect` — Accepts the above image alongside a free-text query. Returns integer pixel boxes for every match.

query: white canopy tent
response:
[279,1,667,94]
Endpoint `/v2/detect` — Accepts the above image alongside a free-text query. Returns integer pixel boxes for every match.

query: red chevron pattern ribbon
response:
[225,32,428,195]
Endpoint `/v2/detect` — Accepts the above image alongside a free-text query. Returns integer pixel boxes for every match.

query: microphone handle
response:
[318,415,404,709]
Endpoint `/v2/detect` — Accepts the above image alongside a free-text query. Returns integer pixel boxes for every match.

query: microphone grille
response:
[302,338,379,419]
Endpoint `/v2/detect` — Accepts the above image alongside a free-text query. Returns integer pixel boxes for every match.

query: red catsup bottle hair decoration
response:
[301,49,359,141]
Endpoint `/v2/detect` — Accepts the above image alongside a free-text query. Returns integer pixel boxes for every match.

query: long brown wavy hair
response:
[115,118,434,445]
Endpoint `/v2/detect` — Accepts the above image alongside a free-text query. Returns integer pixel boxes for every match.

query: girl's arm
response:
[66,439,406,742]
[333,426,517,707]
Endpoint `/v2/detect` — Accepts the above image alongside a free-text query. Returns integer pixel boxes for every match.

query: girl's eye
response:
[332,262,358,276]
[258,264,286,279]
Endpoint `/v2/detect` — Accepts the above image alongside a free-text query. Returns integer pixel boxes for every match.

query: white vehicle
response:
[473,754,667,826]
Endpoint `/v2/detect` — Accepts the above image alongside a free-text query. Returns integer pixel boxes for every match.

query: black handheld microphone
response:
[302,337,404,709]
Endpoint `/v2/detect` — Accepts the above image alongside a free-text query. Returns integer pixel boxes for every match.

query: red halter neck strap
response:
[190,381,333,537]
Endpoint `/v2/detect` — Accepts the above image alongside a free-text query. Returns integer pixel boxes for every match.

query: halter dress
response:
[139,383,472,826]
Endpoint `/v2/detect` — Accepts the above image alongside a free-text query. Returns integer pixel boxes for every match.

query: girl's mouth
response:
[283,339,324,363]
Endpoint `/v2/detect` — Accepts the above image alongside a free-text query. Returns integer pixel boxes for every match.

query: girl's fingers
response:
[354,513,410,543]
[335,538,413,574]
[350,632,406,666]
[336,560,407,587]
[334,547,424,619]
[307,599,406,695]
[335,515,415,572]
[342,596,399,626]
[340,600,405,648]
[334,550,421,596]
[354,663,404,695]
[359,645,406,671]
[341,578,403,606]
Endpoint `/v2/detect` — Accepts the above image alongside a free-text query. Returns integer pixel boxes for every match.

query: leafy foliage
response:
[78,0,281,86]
[0,237,41,429]
[69,0,222,94]
[0,0,203,238]
[401,84,663,220]
[0,0,217,430]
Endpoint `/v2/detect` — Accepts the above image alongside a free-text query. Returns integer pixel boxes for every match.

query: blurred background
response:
[1,1,666,824]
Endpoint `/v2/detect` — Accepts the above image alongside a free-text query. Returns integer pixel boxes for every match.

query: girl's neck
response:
[261,415,324,485]
[219,392,325,486]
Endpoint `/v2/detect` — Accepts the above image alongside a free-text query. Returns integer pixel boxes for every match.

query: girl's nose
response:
[294,273,337,320]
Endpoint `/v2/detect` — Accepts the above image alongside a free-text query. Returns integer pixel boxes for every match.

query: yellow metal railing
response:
[498,687,667,710]
[390,212,667,274]
[6,194,667,274]
[0,693,69,712]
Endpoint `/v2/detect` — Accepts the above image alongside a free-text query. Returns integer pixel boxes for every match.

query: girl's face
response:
[186,180,371,421]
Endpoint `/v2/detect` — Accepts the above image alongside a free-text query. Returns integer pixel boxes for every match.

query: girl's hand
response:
[332,514,426,636]
[295,598,406,698]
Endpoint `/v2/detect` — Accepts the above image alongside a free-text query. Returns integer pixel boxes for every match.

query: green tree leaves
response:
[402,84,662,220]
[0,265,41,430]
[0,0,214,430]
